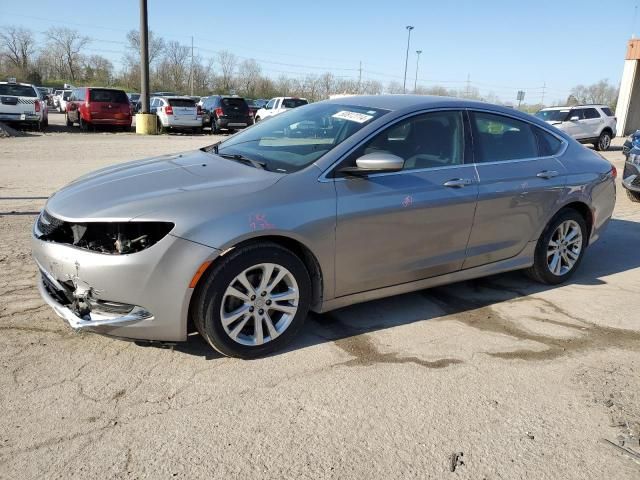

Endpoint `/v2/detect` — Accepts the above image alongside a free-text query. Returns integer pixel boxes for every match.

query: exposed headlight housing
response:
[35,211,174,254]
[629,153,640,166]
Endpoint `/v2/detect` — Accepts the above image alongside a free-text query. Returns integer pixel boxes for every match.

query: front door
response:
[333,110,479,296]
[463,110,567,268]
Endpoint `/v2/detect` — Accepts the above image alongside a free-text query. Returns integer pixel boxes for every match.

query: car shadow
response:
[157,218,640,360]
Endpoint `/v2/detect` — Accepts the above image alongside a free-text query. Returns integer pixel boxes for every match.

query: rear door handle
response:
[443,178,474,188]
[536,170,559,179]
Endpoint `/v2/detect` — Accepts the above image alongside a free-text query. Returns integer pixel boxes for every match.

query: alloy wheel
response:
[547,220,583,276]
[220,263,299,346]
[599,133,611,150]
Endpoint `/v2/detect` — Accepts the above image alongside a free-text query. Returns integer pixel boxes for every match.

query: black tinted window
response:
[471,112,538,162]
[583,108,600,119]
[569,109,585,120]
[168,98,196,107]
[535,128,563,156]
[282,98,308,108]
[355,111,464,170]
[89,89,128,103]
[221,97,248,110]
[0,84,37,97]
[601,107,614,116]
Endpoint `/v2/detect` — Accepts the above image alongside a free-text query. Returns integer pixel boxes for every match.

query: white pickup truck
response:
[0,80,47,130]
[254,97,308,122]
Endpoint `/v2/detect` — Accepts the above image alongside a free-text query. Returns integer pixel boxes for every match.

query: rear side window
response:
[168,98,196,107]
[471,111,538,162]
[601,107,614,117]
[0,84,37,97]
[221,97,248,111]
[282,98,307,108]
[535,128,563,156]
[583,108,601,119]
[89,89,129,104]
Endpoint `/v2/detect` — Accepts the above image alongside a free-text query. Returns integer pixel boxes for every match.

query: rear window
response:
[601,107,614,116]
[282,98,308,108]
[221,97,249,111]
[168,98,196,107]
[89,89,129,103]
[0,84,37,97]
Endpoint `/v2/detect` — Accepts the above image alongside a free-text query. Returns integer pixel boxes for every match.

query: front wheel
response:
[526,209,587,284]
[192,242,311,358]
[627,188,640,203]
[594,130,611,151]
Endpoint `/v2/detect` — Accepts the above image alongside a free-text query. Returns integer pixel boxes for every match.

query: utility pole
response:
[190,36,194,96]
[358,60,362,94]
[139,0,150,114]
[414,50,422,93]
[541,81,546,106]
[402,26,414,94]
[465,73,471,97]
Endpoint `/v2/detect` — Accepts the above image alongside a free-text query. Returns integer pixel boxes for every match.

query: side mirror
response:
[569,116,580,122]
[340,152,405,175]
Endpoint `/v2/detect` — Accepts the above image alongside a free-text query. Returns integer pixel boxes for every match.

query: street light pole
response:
[139,0,150,114]
[414,50,422,93]
[402,26,414,94]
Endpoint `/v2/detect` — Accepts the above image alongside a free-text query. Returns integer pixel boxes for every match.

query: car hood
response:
[44,149,283,223]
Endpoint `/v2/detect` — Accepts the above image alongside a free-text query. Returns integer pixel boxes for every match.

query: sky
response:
[1,0,638,103]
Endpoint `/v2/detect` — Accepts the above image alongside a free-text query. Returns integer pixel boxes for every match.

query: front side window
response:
[344,110,465,171]
[569,109,585,120]
[265,99,275,109]
[213,103,388,173]
[471,111,538,162]
[535,109,570,122]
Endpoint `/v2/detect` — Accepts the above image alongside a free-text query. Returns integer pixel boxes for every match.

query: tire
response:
[627,188,640,203]
[192,242,312,358]
[526,209,588,285]
[594,130,612,151]
[79,116,90,132]
[255,116,261,123]
[65,114,73,127]
[211,117,219,134]
[157,118,166,134]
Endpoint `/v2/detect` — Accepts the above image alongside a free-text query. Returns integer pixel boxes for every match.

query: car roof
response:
[541,104,608,111]
[323,94,514,113]
[0,81,36,87]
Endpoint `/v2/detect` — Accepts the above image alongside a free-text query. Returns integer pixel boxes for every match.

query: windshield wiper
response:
[218,153,267,170]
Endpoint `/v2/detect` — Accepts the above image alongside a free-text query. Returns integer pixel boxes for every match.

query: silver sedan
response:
[32,95,617,358]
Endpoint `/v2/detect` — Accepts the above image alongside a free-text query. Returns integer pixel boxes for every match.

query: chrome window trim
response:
[318,107,569,183]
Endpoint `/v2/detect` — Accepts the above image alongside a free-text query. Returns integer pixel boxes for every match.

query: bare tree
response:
[157,41,190,92]
[0,26,36,75]
[125,30,165,65]
[570,79,618,108]
[216,50,237,92]
[82,55,114,85]
[236,58,261,97]
[45,27,89,81]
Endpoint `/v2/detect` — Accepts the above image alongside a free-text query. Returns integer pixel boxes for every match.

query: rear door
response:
[221,97,250,126]
[464,110,567,268]
[582,107,602,138]
[168,98,198,121]
[563,108,589,140]
[89,89,130,121]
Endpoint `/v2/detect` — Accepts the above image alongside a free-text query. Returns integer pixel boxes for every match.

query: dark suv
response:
[202,95,253,133]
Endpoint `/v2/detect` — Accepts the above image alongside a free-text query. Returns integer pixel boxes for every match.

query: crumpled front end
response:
[32,210,218,342]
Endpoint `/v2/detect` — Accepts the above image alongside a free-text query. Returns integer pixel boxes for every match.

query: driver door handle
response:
[443,178,474,188]
[536,170,559,179]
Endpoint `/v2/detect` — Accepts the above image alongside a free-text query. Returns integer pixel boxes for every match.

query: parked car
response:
[152,91,178,97]
[245,99,261,117]
[66,87,132,131]
[201,95,253,133]
[622,131,640,202]
[0,80,47,130]
[255,97,308,122]
[127,93,141,113]
[57,90,72,113]
[32,95,616,358]
[535,104,616,151]
[151,95,203,133]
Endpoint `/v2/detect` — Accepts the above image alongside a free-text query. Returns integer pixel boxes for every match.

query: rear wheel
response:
[627,189,640,203]
[594,130,612,151]
[65,114,73,127]
[79,116,91,132]
[255,116,261,122]
[526,209,587,284]
[157,118,166,134]
[192,242,311,358]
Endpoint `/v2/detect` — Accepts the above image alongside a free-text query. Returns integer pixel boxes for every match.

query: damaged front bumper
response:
[32,218,219,342]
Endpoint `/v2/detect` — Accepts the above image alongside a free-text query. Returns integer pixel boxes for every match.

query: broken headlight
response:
[36,211,174,254]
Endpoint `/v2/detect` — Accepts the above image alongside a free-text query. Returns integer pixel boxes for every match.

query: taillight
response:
[197,105,202,115]
[215,107,223,117]
[611,164,617,179]
[34,100,40,112]
[165,105,174,115]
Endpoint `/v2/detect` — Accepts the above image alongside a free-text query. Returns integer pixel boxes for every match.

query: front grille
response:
[36,210,66,237]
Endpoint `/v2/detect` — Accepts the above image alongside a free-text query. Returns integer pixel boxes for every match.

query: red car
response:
[65,87,132,131]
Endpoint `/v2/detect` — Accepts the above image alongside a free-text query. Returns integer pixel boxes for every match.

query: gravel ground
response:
[1,112,639,479]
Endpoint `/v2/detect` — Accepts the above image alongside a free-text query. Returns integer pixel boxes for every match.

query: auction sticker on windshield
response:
[332,110,374,123]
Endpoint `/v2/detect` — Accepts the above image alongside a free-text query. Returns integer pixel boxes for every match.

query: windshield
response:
[282,98,308,108]
[211,102,388,173]
[535,109,570,122]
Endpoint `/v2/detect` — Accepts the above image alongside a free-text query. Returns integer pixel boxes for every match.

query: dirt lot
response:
[1,111,639,479]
